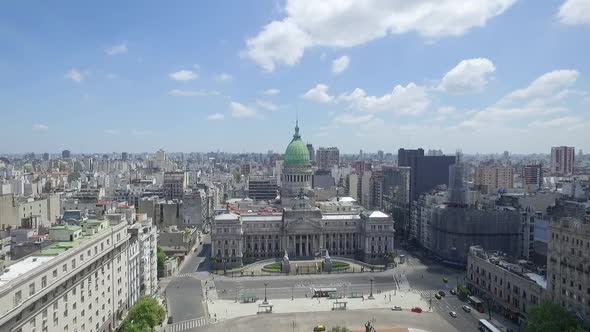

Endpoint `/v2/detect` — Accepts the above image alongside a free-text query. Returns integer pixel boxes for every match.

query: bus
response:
[312,287,338,298]
[478,319,502,332]
[468,295,485,313]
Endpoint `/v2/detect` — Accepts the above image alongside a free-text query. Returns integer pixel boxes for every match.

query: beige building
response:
[474,165,514,193]
[467,246,546,323]
[547,217,590,322]
[0,218,130,332]
[0,194,61,230]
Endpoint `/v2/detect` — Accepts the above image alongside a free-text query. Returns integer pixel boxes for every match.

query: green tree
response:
[524,302,583,332]
[457,284,471,299]
[243,248,253,264]
[232,171,241,183]
[157,247,167,276]
[330,327,352,332]
[120,296,165,332]
[384,251,397,267]
[67,171,81,183]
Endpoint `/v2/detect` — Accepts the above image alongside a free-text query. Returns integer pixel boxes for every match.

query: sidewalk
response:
[207,289,427,323]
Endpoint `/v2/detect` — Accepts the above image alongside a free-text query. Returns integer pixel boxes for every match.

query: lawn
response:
[332,261,350,269]
[263,263,281,271]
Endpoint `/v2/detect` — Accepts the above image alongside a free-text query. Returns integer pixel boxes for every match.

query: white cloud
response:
[65,69,84,82]
[32,124,48,131]
[332,55,350,74]
[230,102,257,118]
[529,116,580,128]
[207,113,225,121]
[106,43,128,55]
[339,83,429,115]
[558,0,590,25]
[437,58,496,94]
[104,129,119,135]
[246,0,516,71]
[303,84,334,103]
[256,100,280,111]
[169,89,220,97]
[263,88,280,95]
[169,69,198,81]
[213,73,233,83]
[498,70,579,104]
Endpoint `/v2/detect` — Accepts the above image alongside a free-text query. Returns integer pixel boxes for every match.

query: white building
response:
[0,218,130,332]
[127,215,158,297]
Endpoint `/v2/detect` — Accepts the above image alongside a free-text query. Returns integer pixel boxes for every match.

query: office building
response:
[121,152,128,161]
[381,166,411,237]
[61,150,71,159]
[474,165,514,193]
[522,164,544,191]
[0,218,130,332]
[398,148,456,201]
[247,176,279,201]
[547,217,590,322]
[306,144,315,164]
[316,147,339,170]
[467,246,546,323]
[551,146,575,175]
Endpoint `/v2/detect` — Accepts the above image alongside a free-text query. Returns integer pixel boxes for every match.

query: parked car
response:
[411,307,423,313]
[391,306,402,311]
[438,290,446,297]
[449,311,457,318]
[462,305,471,313]
[450,289,457,295]
[435,293,442,300]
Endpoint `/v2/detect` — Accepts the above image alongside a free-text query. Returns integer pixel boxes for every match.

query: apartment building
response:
[474,165,514,194]
[547,217,590,322]
[0,218,130,332]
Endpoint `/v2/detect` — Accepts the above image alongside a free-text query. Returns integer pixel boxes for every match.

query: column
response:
[306,235,310,256]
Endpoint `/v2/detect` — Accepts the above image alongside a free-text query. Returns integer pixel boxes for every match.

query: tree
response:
[384,251,396,267]
[243,248,253,264]
[120,296,165,332]
[524,302,583,332]
[157,247,167,276]
[330,327,352,332]
[457,284,471,299]
[232,171,241,183]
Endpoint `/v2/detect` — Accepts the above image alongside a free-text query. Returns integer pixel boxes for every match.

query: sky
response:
[0,0,589,154]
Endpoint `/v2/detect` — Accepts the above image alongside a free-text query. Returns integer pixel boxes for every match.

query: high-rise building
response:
[522,164,543,190]
[377,150,384,161]
[398,148,456,201]
[474,165,514,193]
[240,162,251,176]
[547,217,590,322]
[42,153,50,161]
[316,147,339,170]
[122,152,129,161]
[381,166,411,237]
[163,171,187,200]
[61,149,71,159]
[551,146,575,175]
[306,144,315,164]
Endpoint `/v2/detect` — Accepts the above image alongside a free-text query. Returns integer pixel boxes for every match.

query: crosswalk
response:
[175,273,197,278]
[167,317,208,332]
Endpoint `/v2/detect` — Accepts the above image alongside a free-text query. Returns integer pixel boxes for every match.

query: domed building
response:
[281,122,313,203]
[210,122,395,269]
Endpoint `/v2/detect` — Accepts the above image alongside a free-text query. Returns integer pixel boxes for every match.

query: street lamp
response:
[368,277,375,299]
[263,282,269,304]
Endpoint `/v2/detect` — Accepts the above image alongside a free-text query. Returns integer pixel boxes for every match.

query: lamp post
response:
[369,277,375,299]
[263,282,269,304]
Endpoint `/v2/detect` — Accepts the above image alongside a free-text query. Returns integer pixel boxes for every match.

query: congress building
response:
[211,122,395,269]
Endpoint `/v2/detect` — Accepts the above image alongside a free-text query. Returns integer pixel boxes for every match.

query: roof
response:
[216,213,240,221]
[284,123,310,167]
[0,256,53,287]
[369,211,389,218]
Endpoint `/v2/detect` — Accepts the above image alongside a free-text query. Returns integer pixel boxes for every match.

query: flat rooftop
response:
[0,256,53,287]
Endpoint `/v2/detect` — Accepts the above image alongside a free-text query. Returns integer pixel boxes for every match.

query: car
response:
[450,289,457,295]
[462,305,471,313]
[411,307,423,313]
[391,306,402,311]
[435,293,442,300]
[449,311,457,318]
[438,290,446,297]
[442,277,448,283]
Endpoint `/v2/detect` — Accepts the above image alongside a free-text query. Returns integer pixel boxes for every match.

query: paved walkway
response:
[207,288,427,323]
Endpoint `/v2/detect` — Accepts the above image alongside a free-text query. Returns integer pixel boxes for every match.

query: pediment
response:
[285,217,323,232]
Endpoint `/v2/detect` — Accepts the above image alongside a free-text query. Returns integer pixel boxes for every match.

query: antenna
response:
[296,106,299,127]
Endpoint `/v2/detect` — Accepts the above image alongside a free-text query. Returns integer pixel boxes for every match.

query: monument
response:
[281,250,290,273]
[323,249,332,272]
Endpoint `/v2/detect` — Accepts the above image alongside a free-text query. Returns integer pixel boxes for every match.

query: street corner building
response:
[211,122,395,269]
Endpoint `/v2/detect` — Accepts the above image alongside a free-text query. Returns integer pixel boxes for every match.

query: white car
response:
[449,311,457,318]
[391,306,402,311]
[462,305,471,313]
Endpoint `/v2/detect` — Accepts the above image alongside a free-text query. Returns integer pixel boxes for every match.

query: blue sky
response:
[1,0,589,154]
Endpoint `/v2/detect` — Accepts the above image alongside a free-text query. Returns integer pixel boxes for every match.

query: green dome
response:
[284,123,310,166]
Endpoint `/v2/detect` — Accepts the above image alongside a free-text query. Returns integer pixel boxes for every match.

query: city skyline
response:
[1,0,589,154]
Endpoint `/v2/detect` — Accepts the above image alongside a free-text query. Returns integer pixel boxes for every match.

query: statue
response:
[281,250,290,273]
[365,321,375,332]
[324,249,332,273]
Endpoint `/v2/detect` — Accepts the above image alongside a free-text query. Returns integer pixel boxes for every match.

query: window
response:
[71,258,76,269]
[29,282,36,296]
[41,276,47,288]
[62,264,67,273]
[53,270,57,278]
[14,290,22,306]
